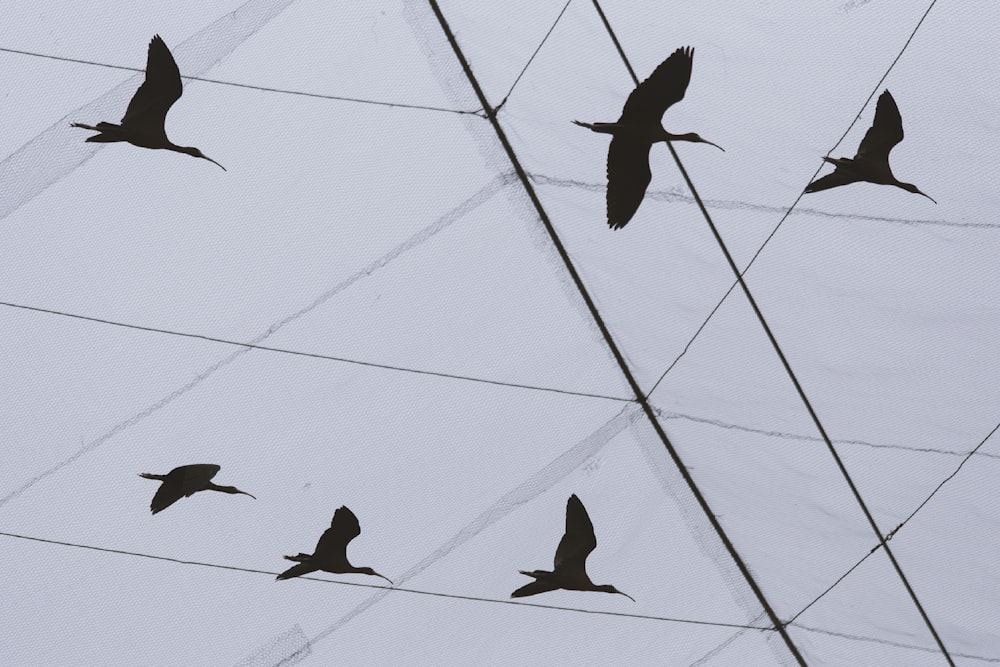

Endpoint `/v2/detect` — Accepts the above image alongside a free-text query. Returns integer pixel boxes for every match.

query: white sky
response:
[1,1,998,665]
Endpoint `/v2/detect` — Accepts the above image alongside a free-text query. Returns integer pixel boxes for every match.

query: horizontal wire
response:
[0,45,484,117]
[0,300,632,403]
[0,530,769,631]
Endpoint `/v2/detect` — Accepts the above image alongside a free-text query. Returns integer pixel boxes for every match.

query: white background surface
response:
[1,1,997,664]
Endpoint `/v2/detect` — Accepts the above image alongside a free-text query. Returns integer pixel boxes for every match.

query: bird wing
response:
[276,561,319,581]
[606,135,653,229]
[553,495,597,572]
[149,481,186,514]
[119,35,183,130]
[618,47,694,125]
[856,90,904,162]
[511,577,560,598]
[312,506,361,558]
[804,167,858,194]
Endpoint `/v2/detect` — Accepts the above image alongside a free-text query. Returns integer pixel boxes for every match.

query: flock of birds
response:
[73,39,933,231]
[140,464,629,599]
[81,36,934,601]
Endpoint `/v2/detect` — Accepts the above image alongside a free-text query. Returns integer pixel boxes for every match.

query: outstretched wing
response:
[804,166,857,194]
[553,495,597,573]
[619,47,694,125]
[120,35,183,131]
[149,481,185,514]
[855,90,904,162]
[312,506,361,558]
[276,561,319,581]
[606,135,653,229]
[511,576,560,598]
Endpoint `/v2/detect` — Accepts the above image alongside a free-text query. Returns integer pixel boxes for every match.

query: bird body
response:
[71,35,225,169]
[276,506,392,585]
[511,494,633,601]
[138,464,254,514]
[805,90,933,202]
[574,46,723,229]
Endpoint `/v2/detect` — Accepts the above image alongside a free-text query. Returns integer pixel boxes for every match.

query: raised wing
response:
[120,35,183,131]
[619,47,694,125]
[856,90,904,162]
[606,135,653,229]
[553,495,597,572]
[312,506,362,557]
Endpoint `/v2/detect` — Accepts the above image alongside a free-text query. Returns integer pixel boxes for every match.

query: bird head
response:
[358,567,393,585]
[900,182,936,204]
[596,584,635,601]
[216,485,256,499]
[678,133,725,152]
[179,146,226,170]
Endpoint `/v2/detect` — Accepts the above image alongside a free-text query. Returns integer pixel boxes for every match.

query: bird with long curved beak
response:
[72,35,225,170]
[574,46,723,229]
[139,464,254,514]
[806,90,934,203]
[276,506,393,585]
[512,494,633,602]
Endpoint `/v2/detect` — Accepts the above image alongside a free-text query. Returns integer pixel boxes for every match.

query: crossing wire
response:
[588,1,952,663]
[425,1,807,664]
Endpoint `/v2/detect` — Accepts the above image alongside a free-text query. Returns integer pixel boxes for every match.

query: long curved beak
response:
[374,572,394,586]
[917,190,937,204]
[237,489,256,500]
[201,155,226,171]
[617,590,636,602]
[703,139,725,152]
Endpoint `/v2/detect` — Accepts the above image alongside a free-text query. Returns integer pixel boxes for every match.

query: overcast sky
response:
[1,1,997,665]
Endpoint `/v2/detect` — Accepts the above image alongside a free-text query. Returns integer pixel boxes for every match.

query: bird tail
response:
[71,122,126,142]
[276,560,318,581]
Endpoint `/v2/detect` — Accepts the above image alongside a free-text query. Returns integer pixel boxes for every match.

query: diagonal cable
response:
[589,1,951,662]
[419,1,808,664]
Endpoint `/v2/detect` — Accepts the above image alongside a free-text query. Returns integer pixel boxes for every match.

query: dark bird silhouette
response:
[276,506,392,585]
[138,464,254,514]
[574,47,723,229]
[805,90,934,202]
[511,494,633,601]
[71,35,225,170]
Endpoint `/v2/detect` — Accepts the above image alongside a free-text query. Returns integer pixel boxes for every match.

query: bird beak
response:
[917,190,937,204]
[374,572,394,586]
[238,490,256,500]
[201,155,226,171]
[703,139,725,152]
[616,590,636,602]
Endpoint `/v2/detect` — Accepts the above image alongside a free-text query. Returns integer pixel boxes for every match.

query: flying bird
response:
[574,46,723,229]
[72,35,225,169]
[276,506,392,585]
[139,464,254,514]
[805,90,934,202]
[511,494,633,601]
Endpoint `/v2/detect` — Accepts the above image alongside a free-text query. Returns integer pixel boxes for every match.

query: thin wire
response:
[0,300,631,403]
[0,45,482,117]
[0,530,768,631]
[426,1,805,664]
[645,0,941,398]
[788,420,1000,625]
[494,0,574,113]
[791,623,1000,664]
[590,1,951,663]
